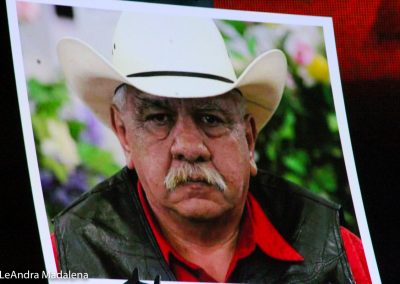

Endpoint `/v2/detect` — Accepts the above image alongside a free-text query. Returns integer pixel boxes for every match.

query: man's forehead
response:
[129,88,243,109]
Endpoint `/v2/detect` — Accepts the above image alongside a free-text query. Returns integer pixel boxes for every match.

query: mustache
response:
[164,163,227,192]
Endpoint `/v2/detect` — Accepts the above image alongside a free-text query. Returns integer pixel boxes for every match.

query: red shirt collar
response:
[137,181,303,280]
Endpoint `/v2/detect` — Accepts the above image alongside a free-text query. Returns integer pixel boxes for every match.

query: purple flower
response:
[65,169,88,192]
[75,105,103,145]
[40,170,56,192]
[43,168,90,208]
[52,187,71,207]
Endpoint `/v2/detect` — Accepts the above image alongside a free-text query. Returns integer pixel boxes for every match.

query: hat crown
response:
[111,12,237,81]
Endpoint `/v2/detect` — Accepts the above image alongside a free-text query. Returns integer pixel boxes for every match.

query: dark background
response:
[1,0,398,283]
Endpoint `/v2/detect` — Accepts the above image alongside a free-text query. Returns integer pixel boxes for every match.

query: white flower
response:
[41,119,80,171]
[246,24,277,54]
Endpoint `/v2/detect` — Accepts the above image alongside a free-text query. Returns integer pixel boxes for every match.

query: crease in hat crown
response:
[57,11,287,132]
[112,13,237,82]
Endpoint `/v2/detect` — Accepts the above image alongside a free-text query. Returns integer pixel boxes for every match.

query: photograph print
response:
[8,0,377,282]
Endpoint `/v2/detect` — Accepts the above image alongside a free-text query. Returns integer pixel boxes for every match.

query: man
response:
[54,12,371,283]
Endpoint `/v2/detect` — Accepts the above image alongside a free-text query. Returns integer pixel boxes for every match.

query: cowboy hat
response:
[57,12,287,132]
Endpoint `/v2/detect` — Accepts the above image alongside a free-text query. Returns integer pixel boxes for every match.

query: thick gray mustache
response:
[164,163,227,192]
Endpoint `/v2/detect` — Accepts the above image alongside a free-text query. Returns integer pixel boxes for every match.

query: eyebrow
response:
[192,100,241,121]
[193,101,227,112]
[133,94,173,111]
[132,90,243,117]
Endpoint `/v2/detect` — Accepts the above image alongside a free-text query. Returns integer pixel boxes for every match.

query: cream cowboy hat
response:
[57,12,287,132]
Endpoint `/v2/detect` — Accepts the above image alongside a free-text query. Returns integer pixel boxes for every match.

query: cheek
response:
[128,131,172,194]
[211,132,251,198]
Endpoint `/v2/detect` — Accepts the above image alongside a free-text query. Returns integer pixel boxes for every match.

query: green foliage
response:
[224,20,247,35]
[28,79,68,117]
[257,82,347,205]
[77,142,120,177]
[41,155,69,183]
[68,120,86,140]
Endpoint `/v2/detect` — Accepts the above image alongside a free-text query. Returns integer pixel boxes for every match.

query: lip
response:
[174,181,220,193]
[169,181,224,201]
[178,180,211,189]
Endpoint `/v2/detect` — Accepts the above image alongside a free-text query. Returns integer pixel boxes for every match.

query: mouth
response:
[174,181,223,201]
[176,177,212,188]
[173,179,226,195]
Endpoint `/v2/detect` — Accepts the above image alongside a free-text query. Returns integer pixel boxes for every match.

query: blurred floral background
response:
[20,5,357,233]
[28,79,121,219]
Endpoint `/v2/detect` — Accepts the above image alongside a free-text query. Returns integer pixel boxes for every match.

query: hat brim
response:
[57,38,287,132]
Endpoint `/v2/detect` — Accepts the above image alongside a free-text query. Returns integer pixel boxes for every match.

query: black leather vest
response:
[53,168,354,283]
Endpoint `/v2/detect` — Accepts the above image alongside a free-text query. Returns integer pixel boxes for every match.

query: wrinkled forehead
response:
[127,86,245,112]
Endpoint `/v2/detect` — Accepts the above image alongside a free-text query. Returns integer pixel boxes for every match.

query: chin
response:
[174,199,229,222]
[182,211,224,223]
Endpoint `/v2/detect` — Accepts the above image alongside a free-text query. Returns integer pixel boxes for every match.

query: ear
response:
[244,114,258,176]
[110,105,135,169]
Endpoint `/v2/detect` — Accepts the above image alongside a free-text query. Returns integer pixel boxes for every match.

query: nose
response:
[170,116,211,163]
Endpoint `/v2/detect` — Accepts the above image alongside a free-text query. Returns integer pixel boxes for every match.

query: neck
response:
[153,205,245,282]
[160,209,242,248]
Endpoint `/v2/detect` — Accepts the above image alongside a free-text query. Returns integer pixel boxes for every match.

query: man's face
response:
[111,86,257,222]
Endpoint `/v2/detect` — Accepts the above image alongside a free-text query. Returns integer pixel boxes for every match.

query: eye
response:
[200,114,223,126]
[146,113,171,125]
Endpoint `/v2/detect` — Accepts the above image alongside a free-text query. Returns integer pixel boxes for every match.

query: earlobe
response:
[250,158,258,176]
[245,114,258,176]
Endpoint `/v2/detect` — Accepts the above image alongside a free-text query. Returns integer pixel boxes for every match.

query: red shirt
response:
[52,181,371,283]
